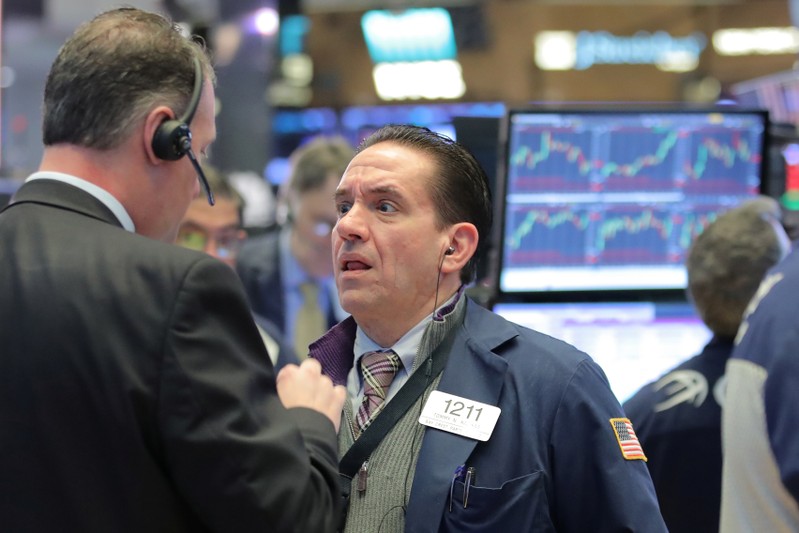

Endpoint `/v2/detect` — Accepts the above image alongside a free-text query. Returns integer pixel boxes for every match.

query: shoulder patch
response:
[610,417,647,461]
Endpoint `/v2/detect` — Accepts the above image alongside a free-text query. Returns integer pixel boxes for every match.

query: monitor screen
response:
[492,300,712,403]
[496,107,769,298]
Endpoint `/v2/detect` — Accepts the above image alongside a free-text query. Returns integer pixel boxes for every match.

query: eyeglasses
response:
[313,221,334,237]
[176,229,244,259]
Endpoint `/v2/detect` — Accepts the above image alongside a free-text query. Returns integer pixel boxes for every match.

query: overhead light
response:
[362,8,466,100]
[253,7,279,37]
[713,27,799,56]
[362,8,457,63]
[535,32,577,70]
[372,60,466,100]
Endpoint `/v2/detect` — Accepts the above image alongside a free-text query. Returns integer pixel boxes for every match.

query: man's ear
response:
[440,222,479,274]
[143,106,175,165]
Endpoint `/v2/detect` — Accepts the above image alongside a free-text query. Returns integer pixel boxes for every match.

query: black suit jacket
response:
[0,179,340,532]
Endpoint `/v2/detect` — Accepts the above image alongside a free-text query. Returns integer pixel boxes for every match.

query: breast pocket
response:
[441,470,553,532]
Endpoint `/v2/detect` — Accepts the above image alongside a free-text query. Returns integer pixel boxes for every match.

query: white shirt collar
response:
[352,291,458,376]
[26,171,135,232]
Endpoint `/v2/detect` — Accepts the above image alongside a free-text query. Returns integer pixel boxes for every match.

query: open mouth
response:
[342,260,370,272]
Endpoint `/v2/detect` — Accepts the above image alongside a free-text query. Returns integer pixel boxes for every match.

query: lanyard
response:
[337,325,458,523]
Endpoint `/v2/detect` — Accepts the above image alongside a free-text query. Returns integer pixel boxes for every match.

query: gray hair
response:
[687,196,787,337]
[43,7,214,150]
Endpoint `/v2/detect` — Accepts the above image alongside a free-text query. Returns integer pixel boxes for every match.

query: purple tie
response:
[355,349,402,434]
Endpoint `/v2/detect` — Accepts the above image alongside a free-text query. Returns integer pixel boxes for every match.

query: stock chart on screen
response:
[498,107,768,295]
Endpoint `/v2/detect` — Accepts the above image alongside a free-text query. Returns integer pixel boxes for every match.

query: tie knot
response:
[360,349,401,383]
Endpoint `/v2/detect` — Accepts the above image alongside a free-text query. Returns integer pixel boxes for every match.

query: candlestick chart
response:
[505,205,720,268]
[680,127,761,194]
[506,122,761,195]
[499,109,767,293]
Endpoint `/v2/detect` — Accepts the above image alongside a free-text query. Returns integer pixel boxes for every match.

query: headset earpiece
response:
[152,120,192,161]
[150,56,215,206]
[445,246,455,256]
[151,56,203,161]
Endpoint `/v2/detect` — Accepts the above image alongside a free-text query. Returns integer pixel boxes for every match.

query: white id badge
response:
[418,390,501,441]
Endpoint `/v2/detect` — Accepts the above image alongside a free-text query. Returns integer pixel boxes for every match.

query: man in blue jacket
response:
[311,124,667,532]
[625,196,790,532]
[721,214,799,531]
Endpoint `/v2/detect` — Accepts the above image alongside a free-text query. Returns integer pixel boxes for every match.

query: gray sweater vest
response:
[339,298,466,532]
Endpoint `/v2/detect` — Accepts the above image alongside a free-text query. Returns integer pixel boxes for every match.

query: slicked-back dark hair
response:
[356,124,492,284]
[43,7,213,150]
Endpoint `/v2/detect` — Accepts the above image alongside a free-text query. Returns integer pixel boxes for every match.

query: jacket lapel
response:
[405,303,518,532]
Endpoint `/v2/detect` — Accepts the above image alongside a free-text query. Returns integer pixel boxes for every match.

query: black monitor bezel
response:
[491,103,771,304]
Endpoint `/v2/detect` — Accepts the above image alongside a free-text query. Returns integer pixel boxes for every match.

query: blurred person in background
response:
[720,212,799,530]
[624,196,791,532]
[237,135,354,358]
[176,164,299,370]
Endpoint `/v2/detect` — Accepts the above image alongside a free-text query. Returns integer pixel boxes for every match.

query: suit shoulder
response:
[123,231,213,269]
[107,231,238,292]
[466,302,593,371]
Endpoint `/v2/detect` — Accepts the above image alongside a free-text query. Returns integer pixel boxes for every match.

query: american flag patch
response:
[610,418,647,461]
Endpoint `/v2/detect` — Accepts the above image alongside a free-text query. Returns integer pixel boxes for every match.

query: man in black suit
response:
[0,7,345,533]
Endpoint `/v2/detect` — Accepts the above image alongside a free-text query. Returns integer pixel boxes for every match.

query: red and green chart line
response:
[599,131,679,178]
[510,129,680,178]
[508,208,591,249]
[510,131,593,175]
[596,210,719,251]
[684,134,753,180]
[509,208,720,253]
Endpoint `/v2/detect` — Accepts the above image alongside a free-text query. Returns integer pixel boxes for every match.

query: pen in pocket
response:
[463,466,476,509]
[449,465,465,512]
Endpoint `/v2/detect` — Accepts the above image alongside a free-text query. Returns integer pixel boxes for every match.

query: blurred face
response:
[176,195,245,267]
[289,172,340,278]
[333,142,452,343]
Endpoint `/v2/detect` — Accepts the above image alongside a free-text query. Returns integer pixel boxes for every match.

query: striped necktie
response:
[355,349,402,435]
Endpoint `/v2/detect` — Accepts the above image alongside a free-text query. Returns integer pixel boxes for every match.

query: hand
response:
[276,358,347,433]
